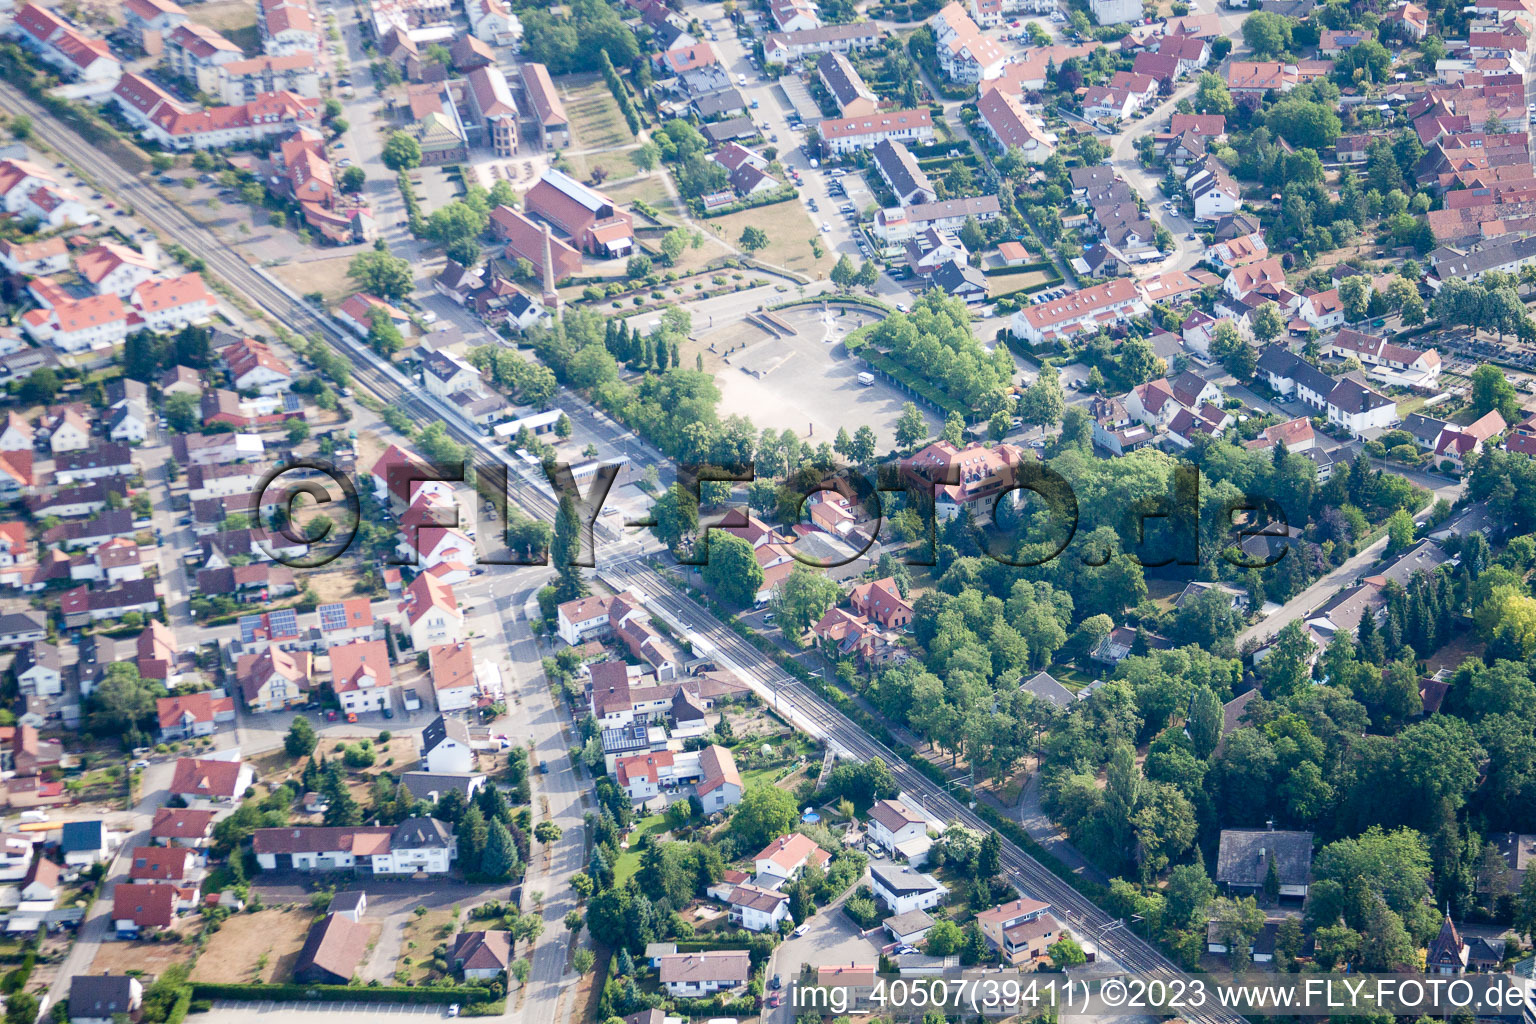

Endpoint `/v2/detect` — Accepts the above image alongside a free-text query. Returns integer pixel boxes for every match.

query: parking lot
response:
[706,304,941,442]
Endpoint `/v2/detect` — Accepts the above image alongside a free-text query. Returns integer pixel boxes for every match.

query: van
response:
[737,73,747,86]
[857,372,875,386]
[830,168,846,178]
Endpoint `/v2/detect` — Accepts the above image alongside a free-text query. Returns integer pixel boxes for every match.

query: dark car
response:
[382,707,394,719]
[538,760,549,774]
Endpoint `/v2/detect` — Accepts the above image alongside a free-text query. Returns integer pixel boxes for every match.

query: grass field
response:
[614,812,670,885]
[190,907,319,984]
[561,77,636,152]
[93,940,196,978]
[703,205,837,278]
[399,908,459,983]
[605,173,678,213]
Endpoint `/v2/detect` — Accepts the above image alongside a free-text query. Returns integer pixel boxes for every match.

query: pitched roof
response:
[169,756,246,798]
[296,913,370,981]
[1215,828,1313,886]
[150,806,217,840]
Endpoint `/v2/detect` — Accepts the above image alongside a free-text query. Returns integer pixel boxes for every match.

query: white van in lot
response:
[857,372,875,386]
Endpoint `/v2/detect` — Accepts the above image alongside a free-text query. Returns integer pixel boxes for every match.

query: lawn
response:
[1396,394,1429,418]
[561,77,636,152]
[271,255,359,304]
[604,174,682,218]
[191,0,257,32]
[399,908,459,983]
[614,812,670,885]
[703,205,837,279]
[189,907,318,984]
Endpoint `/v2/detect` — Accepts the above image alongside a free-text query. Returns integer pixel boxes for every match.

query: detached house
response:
[977,897,1061,964]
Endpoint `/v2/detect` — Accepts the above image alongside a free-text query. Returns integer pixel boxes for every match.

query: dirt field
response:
[251,734,423,800]
[305,568,369,603]
[271,255,359,304]
[91,937,196,978]
[987,270,1054,298]
[561,77,634,152]
[191,907,320,984]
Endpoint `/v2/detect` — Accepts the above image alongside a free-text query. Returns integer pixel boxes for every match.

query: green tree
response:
[164,391,199,432]
[772,564,842,641]
[1338,275,1372,321]
[651,483,699,551]
[831,254,857,290]
[339,165,367,193]
[482,817,520,880]
[895,402,927,450]
[1386,508,1415,552]
[1048,934,1088,966]
[284,716,317,758]
[347,249,412,301]
[1018,364,1065,429]
[1194,72,1235,116]
[87,663,157,736]
[17,367,59,405]
[1210,320,1256,379]
[942,410,965,446]
[285,418,310,445]
[1251,302,1284,344]
[381,131,422,171]
[1470,364,1521,422]
[739,226,769,253]
[702,532,765,609]
[729,783,799,850]
[924,918,963,955]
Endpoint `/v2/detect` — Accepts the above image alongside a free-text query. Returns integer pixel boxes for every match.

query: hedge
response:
[189,983,496,1005]
[694,186,798,219]
[983,260,1060,279]
[857,350,972,418]
[769,296,893,316]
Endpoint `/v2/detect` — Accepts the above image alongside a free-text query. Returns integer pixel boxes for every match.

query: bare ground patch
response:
[190,906,320,984]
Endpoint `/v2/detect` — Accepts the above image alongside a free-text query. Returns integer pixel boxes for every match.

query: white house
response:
[659,951,752,998]
[1299,288,1345,331]
[253,817,456,874]
[421,715,474,774]
[870,862,949,915]
[868,798,933,862]
[466,0,520,44]
[1186,158,1239,221]
[429,641,478,712]
[726,883,792,932]
[14,642,62,698]
[400,571,463,650]
[753,833,831,886]
[1326,377,1398,436]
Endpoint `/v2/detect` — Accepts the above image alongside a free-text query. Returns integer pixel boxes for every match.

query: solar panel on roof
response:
[238,614,261,643]
[268,608,298,637]
[282,392,301,412]
[317,603,347,633]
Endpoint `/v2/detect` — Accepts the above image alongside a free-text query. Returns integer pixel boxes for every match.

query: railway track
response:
[603,557,1248,1024]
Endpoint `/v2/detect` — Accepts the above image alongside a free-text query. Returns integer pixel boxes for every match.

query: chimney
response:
[540,222,561,314]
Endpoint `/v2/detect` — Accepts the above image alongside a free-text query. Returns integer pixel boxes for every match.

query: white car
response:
[446,1006,460,1018]
[793,922,811,937]
[821,222,831,232]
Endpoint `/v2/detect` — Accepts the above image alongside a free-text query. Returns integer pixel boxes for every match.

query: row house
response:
[1083,71,1159,120]
[0,237,69,277]
[253,818,456,874]
[0,159,91,229]
[1186,156,1240,221]
[770,0,820,31]
[871,195,1001,243]
[1009,277,1148,346]
[41,509,135,552]
[819,108,935,154]
[1324,328,1441,384]
[761,22,884,63]
[872,140,935,206]
[142,91,321,151]
[1225,60,1296,95]
[59,579,160,627]
[54,443,134,485]
[165,22,241,81]
[123,0,189,49]
[10,3,121,83]
[818,52,879,116]
[207,53,321,104]
[259,0,319,56]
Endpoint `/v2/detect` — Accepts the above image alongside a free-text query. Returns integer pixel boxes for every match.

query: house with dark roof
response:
[1216,828,1313,897]
[1019,671,1077,709]
[872,139,936,206]
[69,974,143,1024]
